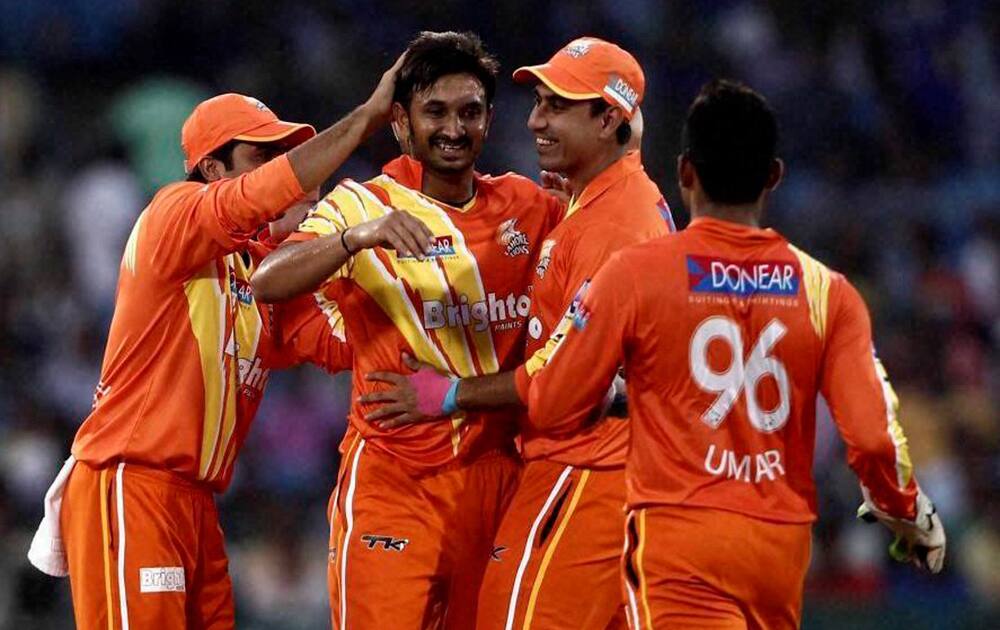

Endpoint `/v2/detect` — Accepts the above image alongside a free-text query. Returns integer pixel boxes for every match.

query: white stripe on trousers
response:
[504,465,574,630]
[623,512,641,630]
[115,463,130,630]
[339,440,365,629]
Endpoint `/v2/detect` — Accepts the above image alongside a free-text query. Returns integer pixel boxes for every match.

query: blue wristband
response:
[441,379,460,415]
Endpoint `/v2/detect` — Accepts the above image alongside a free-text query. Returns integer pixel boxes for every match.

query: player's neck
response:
[567,145,626,199]
[421,169,476,207]
[693,203,763,228]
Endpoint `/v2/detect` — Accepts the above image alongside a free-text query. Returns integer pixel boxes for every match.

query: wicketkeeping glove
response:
[857,489,946,574]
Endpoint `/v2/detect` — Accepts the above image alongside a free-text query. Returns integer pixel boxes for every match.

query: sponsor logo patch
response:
[229,271,254,306]
[423,292,531,333]
[360,534,409,552]
[496,218,530,257]
[490,545,508,561]
[687,256,800,297]
[140,567,185,593]
[571,280,592,330]
[398,235,456,260]
[603,74,639,113]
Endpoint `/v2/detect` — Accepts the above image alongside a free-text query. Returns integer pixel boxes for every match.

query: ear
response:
[677,153,696,191]
[391,102,411,150]
[765,158,784,192]
[601,106,626,140]
[197,157,225,182]
[484,105,495,140]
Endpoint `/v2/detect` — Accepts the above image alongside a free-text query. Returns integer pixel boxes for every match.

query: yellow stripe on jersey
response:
[122,211,145,275]
[523,286,582,377]
[184,262,230,479]
[790,245,831,339]
[872,354,913,487]
[207,253,265,481]
[376,176,500,376]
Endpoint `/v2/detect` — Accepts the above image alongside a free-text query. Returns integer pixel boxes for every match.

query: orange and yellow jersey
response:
[71,155,353,492]
[288,155,564,470]
[529,217,918,523]
[513,150,673,468]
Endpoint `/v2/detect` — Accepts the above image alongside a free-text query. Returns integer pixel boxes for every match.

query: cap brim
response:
[233,120,316,148]
[512,64,602,100]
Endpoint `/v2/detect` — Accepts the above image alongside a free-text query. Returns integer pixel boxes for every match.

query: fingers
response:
[358,389,402,404]
[374,411,424,430]
[364,403,410,422]
[383,213,435,259]
[364,371,406,386]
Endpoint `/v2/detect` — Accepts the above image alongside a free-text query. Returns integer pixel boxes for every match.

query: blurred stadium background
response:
[1,1,997,628]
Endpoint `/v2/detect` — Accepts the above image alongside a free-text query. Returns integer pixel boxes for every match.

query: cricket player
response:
[250,32,565,629]
[364,37,673,629]
[527,80,946,629]
[26,55,410,629]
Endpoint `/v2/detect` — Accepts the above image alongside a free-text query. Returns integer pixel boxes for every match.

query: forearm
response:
[286,104,382,193]
[456,371,522,410]
[252,235,353,302]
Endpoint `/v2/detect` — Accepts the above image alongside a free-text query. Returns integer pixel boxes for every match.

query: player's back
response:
[621,216,844,523]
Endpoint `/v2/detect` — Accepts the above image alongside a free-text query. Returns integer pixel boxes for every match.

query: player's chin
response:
[535,152,564,173]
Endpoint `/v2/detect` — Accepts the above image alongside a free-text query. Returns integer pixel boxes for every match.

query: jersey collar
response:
[565,149,644,219]
[382,154,481,212]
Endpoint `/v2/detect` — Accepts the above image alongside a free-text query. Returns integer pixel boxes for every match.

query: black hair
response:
[681,79,778,204]
[589,99,632,146]
[186,140,238,183]
[394,31,500,108]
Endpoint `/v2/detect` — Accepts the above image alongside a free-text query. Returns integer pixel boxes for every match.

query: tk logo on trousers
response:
[361,534,409,552]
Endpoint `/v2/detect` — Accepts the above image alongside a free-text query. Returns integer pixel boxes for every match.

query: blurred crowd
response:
[0,1,997,628]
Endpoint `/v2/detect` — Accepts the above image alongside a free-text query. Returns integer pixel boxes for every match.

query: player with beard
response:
[251,31,564,628]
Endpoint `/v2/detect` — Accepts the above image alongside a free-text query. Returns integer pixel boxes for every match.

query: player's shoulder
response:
[478,170,550,202]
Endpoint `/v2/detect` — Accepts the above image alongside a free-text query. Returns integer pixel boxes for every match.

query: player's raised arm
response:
[144,53,412,281]
[527,256,634,434]
[821,277,946,572]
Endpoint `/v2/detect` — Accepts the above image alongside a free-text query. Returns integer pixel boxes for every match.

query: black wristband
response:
[340,228,356,255]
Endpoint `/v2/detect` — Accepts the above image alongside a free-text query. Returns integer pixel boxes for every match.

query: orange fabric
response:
[181,93,315,173]
[477,460,627,630]
[289,155,564,471]
[327,437,520,629]
[72,155,352,492]
[622,507,810,630]
[529,217,919,523]
[61,462,233,630]
[513,38,644,119]
[518,150,672,468]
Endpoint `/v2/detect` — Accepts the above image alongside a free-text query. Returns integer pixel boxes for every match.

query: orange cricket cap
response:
[181,93,316,173]
[512,37,644,120]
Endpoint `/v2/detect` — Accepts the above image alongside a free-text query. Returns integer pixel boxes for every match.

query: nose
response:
[527,104,546,132]
[441,112,464,139]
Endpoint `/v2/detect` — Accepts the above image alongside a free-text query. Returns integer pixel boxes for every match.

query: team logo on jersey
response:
[687,256,800,297]
[564,38,593,58]
[536,239,556,278]
[397,235,456,260]
[360,534,409,552]
[423,292,531,333]
[496,218,530,257]
[229,271,254,306]
[92,381,111,410]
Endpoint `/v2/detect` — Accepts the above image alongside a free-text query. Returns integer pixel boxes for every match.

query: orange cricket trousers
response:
[327,437,521,629]
[476,459,628,630]
[622,506,812,630]
[61,461,233,630]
